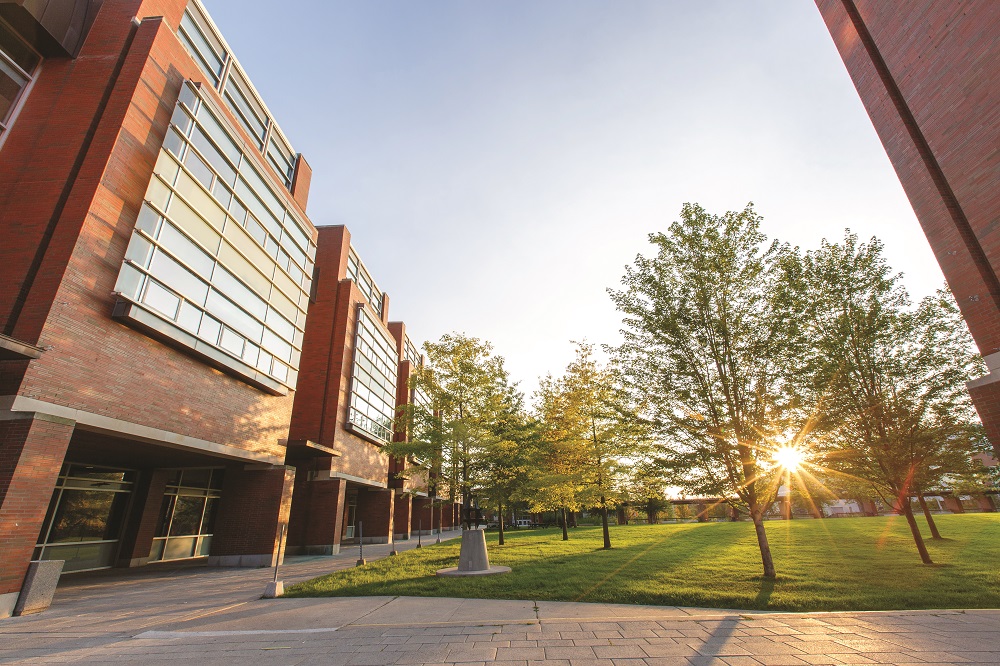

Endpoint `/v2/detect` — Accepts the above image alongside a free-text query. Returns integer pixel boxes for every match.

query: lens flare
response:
[773,446,805,471]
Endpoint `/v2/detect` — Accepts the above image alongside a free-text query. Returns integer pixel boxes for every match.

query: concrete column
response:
[357,488,394,544]
[0,414,75,619]
[942,496,965,514]
[209,464,295,567]
[116,468,169,567]
[393,493,412,540]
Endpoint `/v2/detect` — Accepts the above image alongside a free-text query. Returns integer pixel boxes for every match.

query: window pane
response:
[46,490,128,542]
[0,22,40,73]
[148,250,209,306]
[169,496,205,536]
[0,57,28,122]
[143,280,179,319]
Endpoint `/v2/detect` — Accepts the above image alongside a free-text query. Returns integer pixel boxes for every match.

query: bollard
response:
[356,520,366,566]
[264,524,286,598]
[416,518,422,548]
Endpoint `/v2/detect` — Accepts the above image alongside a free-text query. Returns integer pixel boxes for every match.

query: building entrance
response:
[34,464,136,573]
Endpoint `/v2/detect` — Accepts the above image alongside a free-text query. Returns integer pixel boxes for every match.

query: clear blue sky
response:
[206,0,944,396]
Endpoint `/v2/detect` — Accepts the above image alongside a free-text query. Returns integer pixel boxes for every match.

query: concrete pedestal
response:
[13,560,64,616]
[263,580,283,598]
[436,529,510,577]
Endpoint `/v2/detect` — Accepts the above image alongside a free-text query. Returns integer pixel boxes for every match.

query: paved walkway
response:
[1,529,998,665]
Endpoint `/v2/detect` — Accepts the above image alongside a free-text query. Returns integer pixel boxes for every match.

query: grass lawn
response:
[285,513,1000,612]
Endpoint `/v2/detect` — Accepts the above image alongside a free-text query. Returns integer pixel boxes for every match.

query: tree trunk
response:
[600,496,611,549]
[901,501,933,564]
[916,493,942,539]
[750,511,776,579]
[498,502,505,545]
[561,507,569,541]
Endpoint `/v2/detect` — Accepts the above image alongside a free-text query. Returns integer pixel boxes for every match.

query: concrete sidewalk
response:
[1,529,998,665]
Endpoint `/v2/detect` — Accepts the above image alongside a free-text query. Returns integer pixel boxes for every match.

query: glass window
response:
[0,21,39,130]
[178,9,224,84]
[349,307,399,443]
[158,221,214,278]
[184,148,215,189]
[0,21,40,74]
[223,69,267,147]
[143,280,180,319]
[148,250,209,306]
[219,326,244,356]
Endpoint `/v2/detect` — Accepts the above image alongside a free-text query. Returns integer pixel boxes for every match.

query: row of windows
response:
[168,86,314,279]
[349,307,399,443]
[404,336,421,367]
[113,82,315,389]
[347,249,383,317]
[177,1,298,189]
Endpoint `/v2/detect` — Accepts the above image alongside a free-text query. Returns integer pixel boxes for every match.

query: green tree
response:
[529,343,643,548]
[522,373,588,541]
[387,333,515,530]
[474,390,535,545]
[610,202,803,579]
[798,233,985,563]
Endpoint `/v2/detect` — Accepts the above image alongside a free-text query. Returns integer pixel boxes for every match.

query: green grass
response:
[285,514,1000,612]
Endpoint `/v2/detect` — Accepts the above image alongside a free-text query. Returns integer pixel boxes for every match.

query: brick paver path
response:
[1,530,997,665]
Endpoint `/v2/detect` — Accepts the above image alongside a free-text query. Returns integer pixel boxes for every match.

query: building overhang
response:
[0,333,44,361]
[283,438,341,458]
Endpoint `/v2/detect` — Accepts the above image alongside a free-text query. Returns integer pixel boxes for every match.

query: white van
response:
[514,519,532,528]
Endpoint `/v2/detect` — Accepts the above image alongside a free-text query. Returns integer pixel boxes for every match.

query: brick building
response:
[0,0,442,617]
[815,2,1000,457]
[284,225,455,556]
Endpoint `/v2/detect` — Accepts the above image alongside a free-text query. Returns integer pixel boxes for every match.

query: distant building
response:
[814,1,1000,457]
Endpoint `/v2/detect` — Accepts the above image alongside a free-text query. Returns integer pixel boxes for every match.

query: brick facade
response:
[815,0,1000,456]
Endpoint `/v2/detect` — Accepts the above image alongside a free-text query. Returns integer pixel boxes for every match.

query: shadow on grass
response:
[754,578,775,606]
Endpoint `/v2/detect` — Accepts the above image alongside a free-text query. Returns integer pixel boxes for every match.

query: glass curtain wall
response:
[114,82,316,390]
[34,465,136,573]
[176,0,297,190]
[348,306,398,443]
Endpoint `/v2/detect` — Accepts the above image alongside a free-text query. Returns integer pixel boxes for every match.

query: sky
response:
[204,0,946,398]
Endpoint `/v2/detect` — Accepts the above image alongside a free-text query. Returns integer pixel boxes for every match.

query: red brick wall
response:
[212,464,294,563]
[357,487,393,540]
[814,0,1000,355]
[288,475,347,551]
[290,226,391,484]
[0,415,75,596]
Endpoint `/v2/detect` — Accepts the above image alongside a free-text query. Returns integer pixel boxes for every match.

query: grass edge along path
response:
[285,514,1000,612]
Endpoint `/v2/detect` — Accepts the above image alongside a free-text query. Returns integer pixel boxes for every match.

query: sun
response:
[773,446,806,471]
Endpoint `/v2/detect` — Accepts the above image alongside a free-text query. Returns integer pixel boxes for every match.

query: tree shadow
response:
[754,577,775,607]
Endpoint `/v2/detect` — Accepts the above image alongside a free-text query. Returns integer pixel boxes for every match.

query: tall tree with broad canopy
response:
[797,234,985,563]
[610,202,804,579]
[387,333,516,530]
